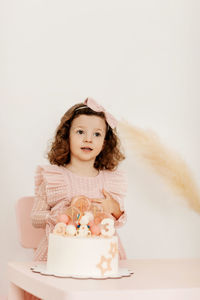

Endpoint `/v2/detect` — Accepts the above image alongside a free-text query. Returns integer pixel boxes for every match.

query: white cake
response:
[46,196,119,278]
[46,233,118,277]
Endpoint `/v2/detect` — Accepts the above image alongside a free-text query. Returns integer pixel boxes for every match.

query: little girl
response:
[31,97,127,262]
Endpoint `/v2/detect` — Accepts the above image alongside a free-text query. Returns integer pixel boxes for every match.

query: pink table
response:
[7,259,200,300]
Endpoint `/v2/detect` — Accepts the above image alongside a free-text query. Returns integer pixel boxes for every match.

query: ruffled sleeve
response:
[35,165,68,207]
[31,165,69,229]
[103,168,128,228]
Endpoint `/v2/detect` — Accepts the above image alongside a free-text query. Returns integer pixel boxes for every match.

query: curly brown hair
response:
[47,102,125,170]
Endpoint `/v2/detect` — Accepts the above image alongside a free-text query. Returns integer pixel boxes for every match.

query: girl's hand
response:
[92,189,122,219]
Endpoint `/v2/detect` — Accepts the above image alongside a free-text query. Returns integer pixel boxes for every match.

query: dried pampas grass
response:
[119,120,200,214]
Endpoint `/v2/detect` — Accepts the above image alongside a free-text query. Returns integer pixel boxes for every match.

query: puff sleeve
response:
[103,168,128,228]
[31,165,69,229]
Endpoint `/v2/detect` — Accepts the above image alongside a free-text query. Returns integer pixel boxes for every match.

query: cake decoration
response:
[65,206,80,223]
[53,222,67,236]
[76,224,91,237]
[90,203,104,215]
[90,223,101,236]
[109,242,118,258]
[101,218,115,237]
[65,224,77,236]
[79,214,90,225]
[55,195,116,239]
[96,256,112,277]
[94,212,110,225]
[84,211,94,222]
[71,195,91,212]
[57,214,69,224]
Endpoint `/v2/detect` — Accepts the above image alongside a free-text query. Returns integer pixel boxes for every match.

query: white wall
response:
[1,0,200,295]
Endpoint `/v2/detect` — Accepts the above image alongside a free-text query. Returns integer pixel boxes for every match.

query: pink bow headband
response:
[76,97,117,129]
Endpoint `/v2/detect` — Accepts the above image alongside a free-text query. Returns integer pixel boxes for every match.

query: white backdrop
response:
[1,0,200,296]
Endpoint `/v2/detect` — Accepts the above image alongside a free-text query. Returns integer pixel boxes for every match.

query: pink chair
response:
[15,196,45,250]
[8,196,45,299]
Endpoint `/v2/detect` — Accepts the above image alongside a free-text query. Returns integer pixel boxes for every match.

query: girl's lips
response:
[81,147,93,151]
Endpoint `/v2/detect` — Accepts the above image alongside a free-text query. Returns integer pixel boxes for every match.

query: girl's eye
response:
[94,132,101,137]
[77,130,84,134]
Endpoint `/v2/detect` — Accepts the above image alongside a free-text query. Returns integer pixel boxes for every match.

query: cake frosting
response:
[47,234,118,277]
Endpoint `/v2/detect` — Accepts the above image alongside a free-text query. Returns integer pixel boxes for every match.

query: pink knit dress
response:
[31,164,127,261]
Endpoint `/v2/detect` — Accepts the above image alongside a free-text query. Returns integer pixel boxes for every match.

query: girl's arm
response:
[31,181,51,228]
[32,165,71,229]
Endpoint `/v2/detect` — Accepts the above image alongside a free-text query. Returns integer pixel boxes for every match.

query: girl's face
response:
[69,114,107,164]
